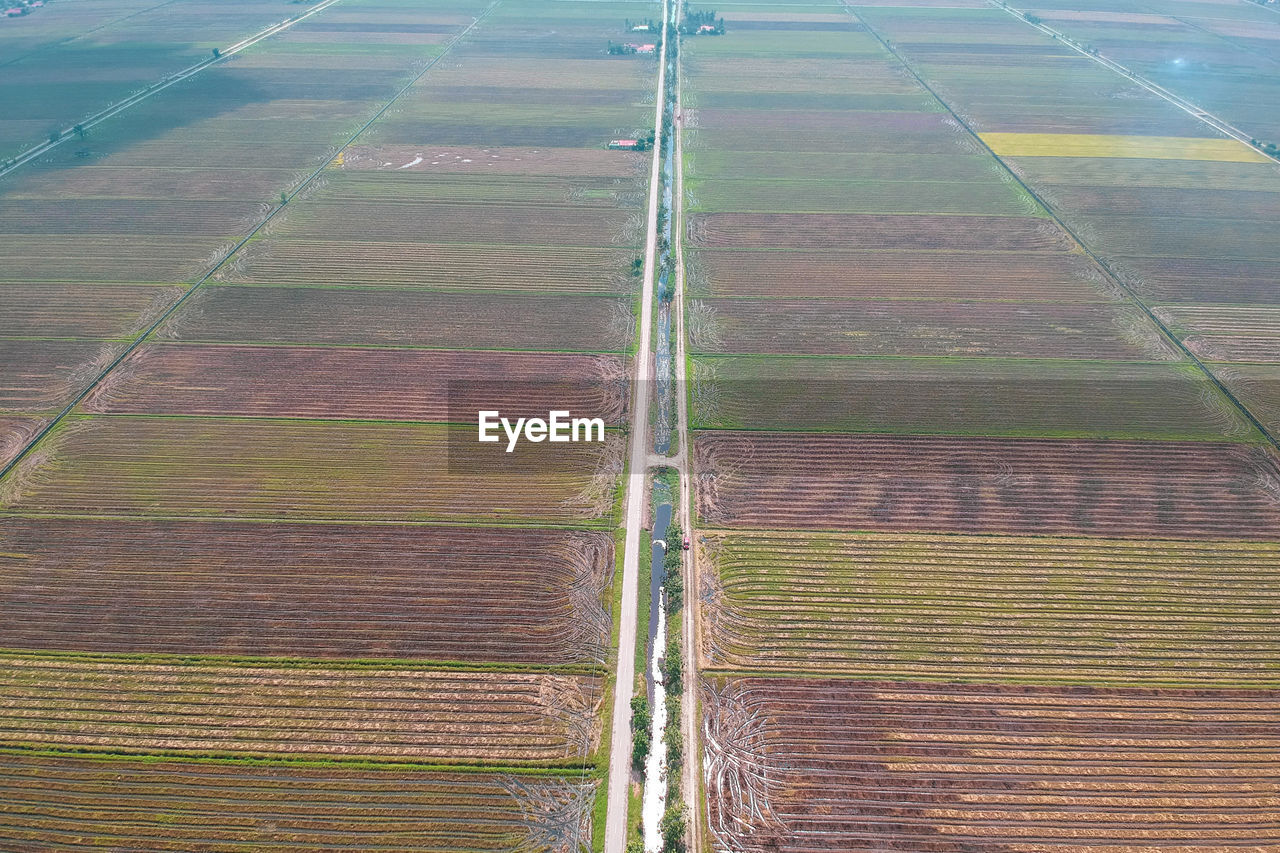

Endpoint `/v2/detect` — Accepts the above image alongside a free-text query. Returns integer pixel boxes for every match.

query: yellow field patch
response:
[980,132,1270,163]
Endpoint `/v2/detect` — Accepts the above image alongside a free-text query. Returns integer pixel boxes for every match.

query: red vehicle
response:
[682,536,691,551]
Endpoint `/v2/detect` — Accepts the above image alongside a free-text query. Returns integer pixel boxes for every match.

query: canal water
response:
[643,498,673,850]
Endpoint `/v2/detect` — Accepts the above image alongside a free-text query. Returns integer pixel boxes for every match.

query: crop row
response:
[218,239,639,293]
[688,212,1070,251]
[161,285,635,352]
[689,297,1169,359]
[267,200,636,247]
[701,531,1280,685]
[687,248,1113,301]
[86,345,630,424]
[0,284,180,339]
[693,431,1280,538]
[0,753,595,852]
[343,142,646,177]
[0,655,603,763]
[689,357,1245,440]
[3,416,624,524]
[703,676,1280,852]
[0,518,612,664]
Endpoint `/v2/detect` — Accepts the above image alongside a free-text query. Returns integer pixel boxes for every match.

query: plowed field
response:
[693,432,1280,538]
[0,519,613,664]
[703,677,1280,852]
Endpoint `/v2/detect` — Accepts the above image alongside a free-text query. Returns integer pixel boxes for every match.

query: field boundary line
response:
[0,2,501,485]
[847,4,1280,454]
[987,0,1280,165]
[0,0,348,177]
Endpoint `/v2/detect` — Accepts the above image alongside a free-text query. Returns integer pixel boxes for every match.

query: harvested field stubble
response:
[0,655,603,763]
[162,286,635,352]
[693,432,1280,538]
[689,213,1069,251]
[3,417,624,524]
[702,531,1280,685]
[221,239,638,293]
[703,677,1280,852]
[689,249,1113,300]
[0,519,613,664]
[0,755,597,852]
[689,357,1242,439]
[86,345,630,424]
[690,298,1169,358]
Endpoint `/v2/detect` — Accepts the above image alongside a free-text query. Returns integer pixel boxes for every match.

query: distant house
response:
[627,42,656,53]
[698,24,716,33]
[608,139,641,150]
[630,23,651,31]
[4,7,24,16]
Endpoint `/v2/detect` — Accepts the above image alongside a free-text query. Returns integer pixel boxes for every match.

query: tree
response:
[73,124,87,140]
[660,805,687,851]
[47,129,61,144]
[280,191,289,205]
[212,47,221,58]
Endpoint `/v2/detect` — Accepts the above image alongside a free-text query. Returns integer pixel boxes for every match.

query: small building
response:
[608,139,641,150]
[625,42,656,53]
[630,23,651,31]
[4,7,24,16]
[698,24,716,33]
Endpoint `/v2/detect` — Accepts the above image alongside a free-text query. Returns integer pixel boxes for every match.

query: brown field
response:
[0,200,270,236]
[2,417,623,524]
[1040,185,1280,221]
[0,756,596,852]
[1074,216,1280,260]
[0,655,602,763]
[0,284,181,338]
[343,144,646,177]
[693,432,1280,538]
[689,110,966,153]
[690,298,1170,358]
[269,200,636,247]
[1118,257,1280,304]
[703,677,1280,852]
[0,340,125,412]
[85,345,629,423]
[0,418,43,469]
[220,239,638,293]
[0,235,233,283]
[1187,336,1280,363]
[1009,156,1280,192]
[689,249,1112,300]
[161,286,634,352]
[2,166,306,202]
[688,213,1070,251]
[0,518,612,664]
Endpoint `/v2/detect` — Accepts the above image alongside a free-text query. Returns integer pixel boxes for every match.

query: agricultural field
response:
[702,677,1280,851]
[0,755,597,852]
[0,0,663,848]
[0,0,348,160]
[701,531,1280,685]
[1001,0,1280,144]
[693,431,1280,537]
[0,519,613,664]
[682,4,1280,847]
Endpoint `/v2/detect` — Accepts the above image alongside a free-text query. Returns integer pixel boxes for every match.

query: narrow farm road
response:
[603,0,671,849]
[0,0,347,180]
